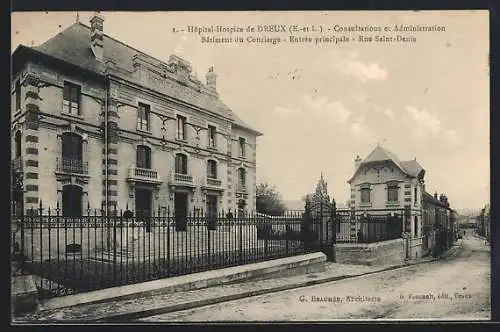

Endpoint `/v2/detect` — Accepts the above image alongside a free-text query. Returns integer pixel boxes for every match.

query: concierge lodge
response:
[11,13,262,221]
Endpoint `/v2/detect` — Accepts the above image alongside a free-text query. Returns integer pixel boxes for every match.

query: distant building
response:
[478,204,490,239]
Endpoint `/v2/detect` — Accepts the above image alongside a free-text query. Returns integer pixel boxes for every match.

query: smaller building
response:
[347,144,425,247]
[478,204,490,240]
[422,191,456,255]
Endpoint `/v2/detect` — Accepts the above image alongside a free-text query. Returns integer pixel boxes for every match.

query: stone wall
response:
[334,238,406,266]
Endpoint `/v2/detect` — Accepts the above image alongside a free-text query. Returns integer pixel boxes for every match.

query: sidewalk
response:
[14,246,460,323]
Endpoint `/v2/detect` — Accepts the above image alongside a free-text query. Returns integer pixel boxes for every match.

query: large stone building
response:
[11,13,262,223]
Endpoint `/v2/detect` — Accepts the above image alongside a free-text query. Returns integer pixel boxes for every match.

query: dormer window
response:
[63,82,81,115]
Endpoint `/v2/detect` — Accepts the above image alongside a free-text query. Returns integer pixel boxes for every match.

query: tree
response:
[256,182,286,216]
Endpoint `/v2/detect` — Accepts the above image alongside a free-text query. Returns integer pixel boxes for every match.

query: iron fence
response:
[11,203,329,299]
[335,209,404,243]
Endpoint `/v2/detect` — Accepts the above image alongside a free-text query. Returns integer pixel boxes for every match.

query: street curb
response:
[96,250,458,322]
[38,252,326,312]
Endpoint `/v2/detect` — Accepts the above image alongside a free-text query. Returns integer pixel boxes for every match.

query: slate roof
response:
[24,22,261,135]
[348,145,425,183]
[423,191,449,208]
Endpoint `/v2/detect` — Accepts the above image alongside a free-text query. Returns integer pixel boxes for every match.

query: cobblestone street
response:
[140,236,490,321]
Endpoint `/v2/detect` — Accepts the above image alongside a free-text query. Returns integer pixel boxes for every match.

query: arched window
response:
[238,168,246,190]
[14,131,21,158]
[62,185,83,217]
[61,133,83,173]
[207,160,217,179]
[136,145,151,169]
[175,153,188,174]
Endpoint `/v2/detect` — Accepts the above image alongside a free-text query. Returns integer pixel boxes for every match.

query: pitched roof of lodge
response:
[13,21,261,135]
[423,191,451,209]
[348,144,425,183]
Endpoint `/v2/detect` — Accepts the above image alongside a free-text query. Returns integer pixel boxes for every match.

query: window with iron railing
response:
[207,159,217,179]
[137,103,150,131]
[238,167,246,191]
[63,82,81,116]
[136,145,151,169]
[175,153,188,175]
[59,132,87,174]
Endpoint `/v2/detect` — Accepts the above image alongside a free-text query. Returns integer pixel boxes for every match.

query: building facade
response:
[11,13,262,222]
[347,144,457,257]
[347,144,425,236]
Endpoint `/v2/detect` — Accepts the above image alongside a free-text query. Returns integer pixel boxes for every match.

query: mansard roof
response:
[15,22,261,136]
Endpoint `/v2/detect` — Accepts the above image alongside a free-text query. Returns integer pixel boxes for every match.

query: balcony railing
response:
[56,158,88,174]
[127,166,162,184]
[237,184,247,193]
[169,172,194,187]
[206,177,222,187]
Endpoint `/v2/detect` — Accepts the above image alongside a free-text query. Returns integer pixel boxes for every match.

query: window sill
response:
[386,202,401,207]
[61,112,84,120]
[207,145,218,151]
[359,203,372,207]
[176,138,188,144]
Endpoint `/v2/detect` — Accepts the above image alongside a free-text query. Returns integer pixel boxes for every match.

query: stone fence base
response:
[333,238,405,266]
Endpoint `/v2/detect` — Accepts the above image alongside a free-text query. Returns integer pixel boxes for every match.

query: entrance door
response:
[174,192,188,231]
[206,194,218,230]
[62,185,83,217]
[135,188,152,232]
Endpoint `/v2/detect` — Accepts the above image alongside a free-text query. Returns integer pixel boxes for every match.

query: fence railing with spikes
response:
[11,201,327,299]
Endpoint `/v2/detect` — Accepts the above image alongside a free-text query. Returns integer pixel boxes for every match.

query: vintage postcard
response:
[10,10,490,323]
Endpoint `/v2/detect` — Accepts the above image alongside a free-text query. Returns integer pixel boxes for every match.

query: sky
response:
[11,11,490,210]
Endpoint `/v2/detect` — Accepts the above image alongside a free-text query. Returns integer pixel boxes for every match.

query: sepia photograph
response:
[10,10,490,323]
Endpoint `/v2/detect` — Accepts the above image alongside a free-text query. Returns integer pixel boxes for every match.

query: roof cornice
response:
[12,45,106,83]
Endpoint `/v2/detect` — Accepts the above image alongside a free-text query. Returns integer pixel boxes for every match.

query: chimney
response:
[206,66,217,91]
[90,12,104,61]
[354,155,362,171]
[434,192,438,199]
